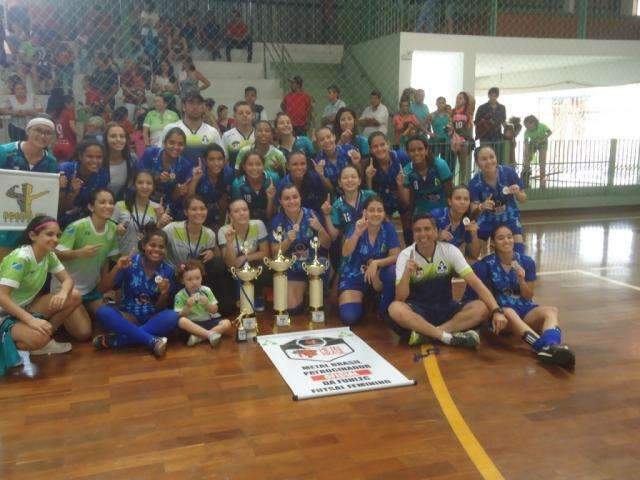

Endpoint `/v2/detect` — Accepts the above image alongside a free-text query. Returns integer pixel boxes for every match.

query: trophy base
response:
[309,309,325,329]
[237,317,258,342]
[273,312,293,333]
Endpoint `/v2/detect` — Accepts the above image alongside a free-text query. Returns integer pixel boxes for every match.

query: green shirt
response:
[143,109,180,145]
[235,144,286,177]
[52,217,119,295]
[524,123,551,144]
[162,221,217,268]
[173,285,217,322]
[0,245,64,323]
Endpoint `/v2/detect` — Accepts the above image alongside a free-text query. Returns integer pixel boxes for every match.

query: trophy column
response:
[264,226,296,332]
[302,237,327,329]
[230,242,262,342]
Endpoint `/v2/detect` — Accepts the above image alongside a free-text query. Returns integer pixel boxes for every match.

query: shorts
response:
[505,301,538,319]
[338,272,367,293]
[388,300,464,339]
[477,217,523,240]
[0,318,20,376]
[194,317,221,330]
[82,288,103,304]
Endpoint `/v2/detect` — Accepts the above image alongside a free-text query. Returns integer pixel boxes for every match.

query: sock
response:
[96,305,155,348]
[532,327,562,351]
[378,265,396,315]
[514,242,525,255]
[441,331,453,344]
[339,303,362,325]
[522,331,540,347]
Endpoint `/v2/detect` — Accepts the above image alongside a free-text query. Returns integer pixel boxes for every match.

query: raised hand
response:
[314,159,326,178]
[266,179,276,200]
[348,149,361,166]
[116,255,133,270]
[321,194,332,216]
[116,222,128,236]
[512,260,526,280]
[159,171,172,183]
[509,184,521,195]
[396,170,405,187]
[482,194,495,211]
[78,244,101,258]
[200,249,215,263]
[340,129,353,144]
[309,213,322,232]
[59,174,68,189]
[354,215,368,235]
[365,158,376,180]
[224,226,236,243]
[70,177,84,193]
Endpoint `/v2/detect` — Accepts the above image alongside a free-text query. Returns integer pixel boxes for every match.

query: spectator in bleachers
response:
[52,43,75,94]
[245,86,268,123]
[321,84,346,127]
[0,78,44,142]
[121,58,149,122]
[87,53,119,115]
[474,87,506,163]
[393,99,420,151]
[359,90,389,138]
[131,108,148,159]
[281,75,314,136]
[178,57,210,98]
[416,0,438,33]
[201,11,223,61]
[47,89,78,162]
[333,107,370,158]
[225,10,253,63]
[411,89,429,130]
[217,105,234,134]
[143,94,179,148]
[221,101,255,166]
[84,116,105,143]
[140,1,160,67]
[181,10,200,52]
[168,25,189,66]
[426,96,452,168]
[151,60,178,111]
[203,98,216,127]
[112,107,134,137]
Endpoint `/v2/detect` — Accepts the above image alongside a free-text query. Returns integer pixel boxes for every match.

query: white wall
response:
[410,51,463,108]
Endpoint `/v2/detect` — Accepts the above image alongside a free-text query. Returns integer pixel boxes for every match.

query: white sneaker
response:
[31,339,72,355]
[208,332,222,347]
[187,334,205,347]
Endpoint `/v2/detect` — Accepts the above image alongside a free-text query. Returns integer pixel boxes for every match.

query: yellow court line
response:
[421,345,505,480]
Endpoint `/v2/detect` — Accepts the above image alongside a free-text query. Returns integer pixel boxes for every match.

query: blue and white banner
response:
[0,170,60,230]
[258,327,416,400]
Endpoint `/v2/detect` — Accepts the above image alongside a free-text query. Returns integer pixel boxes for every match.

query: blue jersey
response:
[231,171,280,223]
[194,164,234,226]
[352,135,370,157]
[339,221,400,290]
[278,135,315,161]
[314,144,354,189]
[464,252,537,315]
[113,253,176,322]
[58,162,110,227]
[269,207,326,275]
[370,151,409,215]
[469,165,524,228]
[330,189,377,235]
[276,172,327,215]
[431,207,472,248]
[403,156,452,215]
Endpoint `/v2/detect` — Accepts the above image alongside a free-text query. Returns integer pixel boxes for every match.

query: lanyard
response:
[234,224,250,255]
[132,201,150,232]
[185,221,203,258]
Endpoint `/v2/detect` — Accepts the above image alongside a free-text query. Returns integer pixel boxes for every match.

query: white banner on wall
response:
[0,170,60,230]
[258,327,416,400]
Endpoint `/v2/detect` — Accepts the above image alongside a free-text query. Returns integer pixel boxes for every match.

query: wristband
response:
[491,307,504,317]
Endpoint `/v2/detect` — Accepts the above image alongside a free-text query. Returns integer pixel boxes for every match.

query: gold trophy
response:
[230,241,262,341]
[302,236,328,328]
[264,226,297,331]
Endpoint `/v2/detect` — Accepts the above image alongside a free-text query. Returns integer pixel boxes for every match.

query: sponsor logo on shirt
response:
[437,261,448,274]
[11,262,23,271]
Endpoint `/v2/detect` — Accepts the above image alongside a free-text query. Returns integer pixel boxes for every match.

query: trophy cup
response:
[302,237,328,328]
[230,241,262,341]
[264,226,296,331]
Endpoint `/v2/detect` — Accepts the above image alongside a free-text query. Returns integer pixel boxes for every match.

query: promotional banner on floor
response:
[258,327,416,400]
[0,170,60,230]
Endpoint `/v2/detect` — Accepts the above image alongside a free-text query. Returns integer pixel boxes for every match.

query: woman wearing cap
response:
[0,116,60,260]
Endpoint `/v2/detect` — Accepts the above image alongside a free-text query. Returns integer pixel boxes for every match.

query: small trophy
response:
[234,310,258,342]
[302,237,328,328]
[264,226,296,332]
[230,241,262,341]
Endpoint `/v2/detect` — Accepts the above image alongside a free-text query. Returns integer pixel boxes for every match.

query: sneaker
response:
[254,297,265,312]
[92,334,115,350]
[208,332,222,347]
[151,337,168,357]
[186,334,205,347]
[31,339,72,355]
[408,330,426,346]
[450,330,480,349]
[537,344,575,369]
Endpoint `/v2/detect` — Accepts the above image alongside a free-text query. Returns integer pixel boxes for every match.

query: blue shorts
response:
[389,300,464,338]
[478,217,523,240]
[505,301,538,319]
[338,271,367,293]
[194,317,221,330]
[82,288,103,304]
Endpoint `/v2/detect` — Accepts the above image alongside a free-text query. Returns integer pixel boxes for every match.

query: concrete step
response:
[211,97,282,119]
[194,59,264,79]
[201,78,281,101]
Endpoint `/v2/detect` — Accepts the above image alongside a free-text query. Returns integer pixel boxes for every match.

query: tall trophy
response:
[264,226,296,331]
[231,241,262,341]
[302,237,328,328]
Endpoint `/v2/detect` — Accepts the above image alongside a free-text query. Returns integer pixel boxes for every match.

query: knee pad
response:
[339,302,363,326]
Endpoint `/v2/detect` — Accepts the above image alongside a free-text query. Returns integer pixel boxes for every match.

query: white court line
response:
[537,269,579,276]
[538,269,640,292]
[524,215,640,226]
[588,266,629,271]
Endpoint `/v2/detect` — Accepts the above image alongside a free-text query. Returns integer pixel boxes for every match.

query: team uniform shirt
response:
[469,165,524,237]
[158,120,222,163]
[113,253,175,322]
[395,242,472,309]
[338,220,400,292]
[163,221,217,269]
[112,200,161,256]
[58,162,110,226]
[194,165,234,227]
[452,108,473,141]
[0,246,65,325]
[370,151,410,215]
[314,144,355,189]
[173,285,218,322]
[277,136,315,160]
[52,217,119,295]
[330,189,377,235]
[143,109,180,146]
[230,171,280,223]
[235,144,286,177]
[431,207,472,248]
[360,104,389,137]
[524,123,551,149]
[403,156,452,215]
[218,220,268,256]
[276,172,327,215]
[0,142,58,248]
[52,108,77,161]
[269,207,328,278]
[465,252,538,318]
[221,127,255,166]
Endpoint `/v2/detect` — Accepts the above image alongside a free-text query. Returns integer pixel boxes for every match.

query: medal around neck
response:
[302,236,328,328]
[502,186,511,195]
[462,216,471,226]
[231,241,262,341]
[264,226,297,331]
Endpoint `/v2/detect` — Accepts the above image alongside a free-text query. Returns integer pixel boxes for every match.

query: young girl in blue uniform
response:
[338,196,400,325]
[333,108,370,159]
[314,126,361,192]
[269,185,332,314]
[188,144,234,230]
[58,139,110,228]
[93,225,180,357]
[469,145,527,254]
[431,185,481,260]
[138,127,193,220]
[466,225,575,368]
[276,150,327,215]
[231,151,280,223]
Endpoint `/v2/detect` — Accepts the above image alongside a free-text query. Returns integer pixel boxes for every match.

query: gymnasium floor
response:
[1,208,639,480]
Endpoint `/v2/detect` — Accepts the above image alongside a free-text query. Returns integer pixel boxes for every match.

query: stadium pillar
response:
[489,0,498,36]
[577,0,588,38]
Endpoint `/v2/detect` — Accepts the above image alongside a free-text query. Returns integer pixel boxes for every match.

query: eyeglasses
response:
[32,128,54,138]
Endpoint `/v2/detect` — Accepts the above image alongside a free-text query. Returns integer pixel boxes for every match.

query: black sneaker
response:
[537,344,575,369]
[450,330,480,349]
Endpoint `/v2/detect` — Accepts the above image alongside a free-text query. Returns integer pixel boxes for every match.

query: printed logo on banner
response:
[281,336,354,363]
[4,183,49,223]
